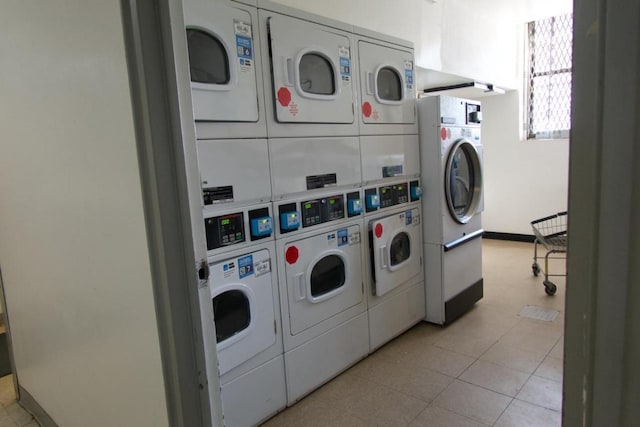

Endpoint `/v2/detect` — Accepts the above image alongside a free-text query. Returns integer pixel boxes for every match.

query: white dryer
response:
[354,27,417,136]
[418,95,484,325]
[363,179,425,351]
[274,189,368,404]
[183,0,267,140]
[257,0,359,137]
[201,204,286,427]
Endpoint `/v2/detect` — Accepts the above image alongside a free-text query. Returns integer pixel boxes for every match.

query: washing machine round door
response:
[445,139,483,224]
[376,66,403,103]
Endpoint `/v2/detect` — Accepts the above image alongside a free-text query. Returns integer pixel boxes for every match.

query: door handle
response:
[379,246,388,269]
[293,273,306,301]
[284,58,294,86]
[366,72,375,95]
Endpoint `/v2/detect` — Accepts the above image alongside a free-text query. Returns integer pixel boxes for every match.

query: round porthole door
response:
[445,139,483,224]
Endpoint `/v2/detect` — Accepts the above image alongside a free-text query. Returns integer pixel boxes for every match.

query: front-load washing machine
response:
[183,0,267,140]
[418,95,484,325]
[354,27,417,136]
[363,179,425,351]
[257,0,359,138]
[201,203,286,427]
[274,188,368,404]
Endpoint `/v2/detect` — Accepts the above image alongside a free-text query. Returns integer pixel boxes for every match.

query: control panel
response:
[365,180,421,213]
[277,191,361,234]
[205,205,274,251]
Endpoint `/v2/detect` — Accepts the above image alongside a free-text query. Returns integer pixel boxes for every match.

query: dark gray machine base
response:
[444,278,483,325]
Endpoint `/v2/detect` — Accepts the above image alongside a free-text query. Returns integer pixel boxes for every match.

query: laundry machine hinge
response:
[197,258,209,286]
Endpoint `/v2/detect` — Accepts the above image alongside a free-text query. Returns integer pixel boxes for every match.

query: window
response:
[299,53,335,95]
[186,29,230,85]
[526,14,573,139]
[377,67,402,101]
[310,255,345,297]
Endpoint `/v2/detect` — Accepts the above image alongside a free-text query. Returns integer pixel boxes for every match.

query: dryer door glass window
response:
[377,67,402,101]
[186,29,230,84]
[299,53,335,95]
[310,255,345,297]
[446,141,482,223]
[390,232,411,266]
[212,290,250,343]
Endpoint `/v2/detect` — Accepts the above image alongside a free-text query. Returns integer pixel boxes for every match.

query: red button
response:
[277,87,292,107]
[285,246,299,264]
[374,223,383,238]
[362,102,372,118]
[440,127,447,140]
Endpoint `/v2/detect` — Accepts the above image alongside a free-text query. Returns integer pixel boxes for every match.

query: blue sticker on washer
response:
[337,228,349,247]
[238,254,253,279]
[405,69,413,90]
[405,210,413,225]
[339,46,351,84]
[236,35,253,60]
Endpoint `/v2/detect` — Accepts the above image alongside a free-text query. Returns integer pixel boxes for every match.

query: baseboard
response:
[444,278,483,325]
[19,385,58,427]
[483,231,535,243]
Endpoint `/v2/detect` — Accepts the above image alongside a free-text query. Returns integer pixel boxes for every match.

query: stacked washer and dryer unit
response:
[355,28,425,351]
[257,0,370,406]
[184,0,425,424]
[418,95,485,325]
[183,0,286,426]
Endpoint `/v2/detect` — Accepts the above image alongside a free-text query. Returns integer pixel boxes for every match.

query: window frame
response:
[524,13,573,141]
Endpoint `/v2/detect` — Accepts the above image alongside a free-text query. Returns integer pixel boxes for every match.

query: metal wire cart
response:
[531,211,568,295]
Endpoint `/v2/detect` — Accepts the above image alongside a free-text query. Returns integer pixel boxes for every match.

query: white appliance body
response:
[418,95,484,325]
[268,136,361,200]
[355,28,417,135]
[204,237,286,427]
[274,189,368,404]
[360,134,420,186]
[184,0,267,139]
[363,179,425,351]
[258,1,359,137]
[197,138,272,209]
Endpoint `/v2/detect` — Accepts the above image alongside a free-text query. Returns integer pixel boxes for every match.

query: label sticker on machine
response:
[238,255,254,279]
[337,228,349,247]
[405,210,413,225]
[222,261,236,279]
[339,46,351,85]
[404,60,414,90]
[234,20,253,72]
[254,259,271,277]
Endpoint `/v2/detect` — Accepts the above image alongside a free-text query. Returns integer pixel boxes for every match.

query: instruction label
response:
[337,228,349,247]
[339,46,351,85]
[234,20,253,72]
[254,259,271,277]
[223,261,236,279]
[238,255,254,279]
[404,60,414,90]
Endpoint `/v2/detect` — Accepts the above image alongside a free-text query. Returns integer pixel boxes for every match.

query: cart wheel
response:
[532,263,540,277]
[543,281,557,296]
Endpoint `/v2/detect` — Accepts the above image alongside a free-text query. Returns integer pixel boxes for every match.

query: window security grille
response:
[526,14,573,140]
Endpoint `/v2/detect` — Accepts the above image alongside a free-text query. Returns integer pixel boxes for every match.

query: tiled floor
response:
[263,239,565,426]
[0,375,38,427]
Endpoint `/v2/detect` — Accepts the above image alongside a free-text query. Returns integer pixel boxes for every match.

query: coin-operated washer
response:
[418,95,484,325]
[202,202,286,427]
[363,179,425,351]
[273,188,369,405]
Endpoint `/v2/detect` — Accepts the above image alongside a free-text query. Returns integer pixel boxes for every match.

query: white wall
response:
[272,0,572,235]
[270,0,521,88]
[482,92,569,234]
[0,2,169,426]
